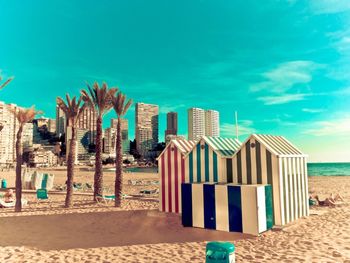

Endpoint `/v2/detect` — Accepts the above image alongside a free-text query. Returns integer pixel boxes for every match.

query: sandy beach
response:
[0,169,350,262]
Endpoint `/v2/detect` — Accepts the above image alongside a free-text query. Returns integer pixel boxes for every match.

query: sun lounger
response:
[96,193,115,205]
[96,193,132,205]
[0,199,28,208]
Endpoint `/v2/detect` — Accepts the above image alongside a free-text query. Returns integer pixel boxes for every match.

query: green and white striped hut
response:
[228,134,309,226]
[184,136,241,183]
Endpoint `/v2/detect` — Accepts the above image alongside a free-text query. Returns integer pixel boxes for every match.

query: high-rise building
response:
[110,118,129,153]
[165,112,178,139]
[48,118,56,133]
[104,128,130,155]
[66,127,90,163]
[55,105,66,138]
[188,108,220,140]
[110,118,128,130]
[135,103,159,157]
[205,110,220,137]
[22,122,34,148]
[0,101,34,166]
[56,102,97,145]
[188,108,205,141]
[77,107,97,145]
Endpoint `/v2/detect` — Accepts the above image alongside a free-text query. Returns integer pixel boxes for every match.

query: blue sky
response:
[1,0,350,162]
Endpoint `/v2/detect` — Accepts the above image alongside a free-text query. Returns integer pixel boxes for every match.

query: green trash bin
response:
[206,242,235,263]
[1,179,7,189]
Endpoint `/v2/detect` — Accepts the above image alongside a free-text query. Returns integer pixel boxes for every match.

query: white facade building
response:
[135,103,159,157]
[188,108,205,141]
[205,110,220,137]
[0,101,34,166]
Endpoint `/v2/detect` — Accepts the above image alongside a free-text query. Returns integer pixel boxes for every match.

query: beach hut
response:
[183,136,241,183]
[228,134,309,226]
[158,139,196,213]
[181,183,274,235]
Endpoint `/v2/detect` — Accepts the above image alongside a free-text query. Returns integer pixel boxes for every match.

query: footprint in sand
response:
[332,251,342,257]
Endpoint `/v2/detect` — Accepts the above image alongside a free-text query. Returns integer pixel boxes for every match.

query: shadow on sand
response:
[0,210,252,250]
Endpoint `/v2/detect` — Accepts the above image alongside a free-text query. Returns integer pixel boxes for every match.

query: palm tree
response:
[56,95,86,208]
[0,75,13,91]
[12,106,41,212]
[111,92,132,207]
[81,82,118,201]
[0,75,14,132]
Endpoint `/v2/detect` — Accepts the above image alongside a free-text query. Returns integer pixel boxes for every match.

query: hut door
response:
[203,184,216,229]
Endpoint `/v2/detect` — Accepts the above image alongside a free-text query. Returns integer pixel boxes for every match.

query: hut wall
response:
[181,183,274,235]
[159,143,185,213]
[230,137,282,225]
[229,137,309,226]
[277,156,309,225]
[185,142,223,183]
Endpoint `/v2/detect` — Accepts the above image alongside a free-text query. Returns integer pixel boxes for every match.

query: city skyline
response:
[1,1,350,162]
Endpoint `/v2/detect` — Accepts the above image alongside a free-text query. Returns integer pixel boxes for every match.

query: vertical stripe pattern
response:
[182,183,273,235]
[159,140,195,213]
[229,136,308,226]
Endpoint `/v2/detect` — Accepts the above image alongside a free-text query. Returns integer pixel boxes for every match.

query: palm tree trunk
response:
[65,126,77,208]
[115,117,122,207]
[15,124,23,212]
[94,115,103,200]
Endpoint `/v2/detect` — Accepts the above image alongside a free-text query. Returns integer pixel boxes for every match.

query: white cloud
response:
[257,93,308,105]
[250,61,318,93]
[221,120,256,137]
[334,87,350,95]
[303,116,350,136]
[335,36,350,52]
[310,0,350,14]
[159,104,186,114]
[262,118,297,126]
[302,108,325,113]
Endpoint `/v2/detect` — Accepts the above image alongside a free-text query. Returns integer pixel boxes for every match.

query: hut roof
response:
[184,136,242,158]
[172,139,197,154]
[157,139,196,160]
[244,134,305,157]
[204,136,242,157]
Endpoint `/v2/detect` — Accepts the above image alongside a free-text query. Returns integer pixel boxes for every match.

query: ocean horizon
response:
[118,162,350,176]
[308,162,350,176]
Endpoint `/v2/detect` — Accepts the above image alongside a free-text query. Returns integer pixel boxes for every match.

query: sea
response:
[307,162,350,176]
[112,163,350,176]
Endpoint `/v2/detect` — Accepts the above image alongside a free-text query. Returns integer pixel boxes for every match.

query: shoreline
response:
[0,170,350,262]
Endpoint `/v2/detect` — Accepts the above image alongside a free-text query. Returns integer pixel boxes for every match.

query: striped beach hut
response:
[184,136,241,183]
[182,183,274,235]
[228,134,308,226]
[158,139,196,213]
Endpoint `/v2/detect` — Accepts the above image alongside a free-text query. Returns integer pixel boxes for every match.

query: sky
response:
[1,0,350,162]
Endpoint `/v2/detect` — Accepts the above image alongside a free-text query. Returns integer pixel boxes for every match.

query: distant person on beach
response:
[311,193,344,207]
[3,189,15,203]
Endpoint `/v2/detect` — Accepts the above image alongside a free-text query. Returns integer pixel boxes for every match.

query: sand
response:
[0,168,350,262]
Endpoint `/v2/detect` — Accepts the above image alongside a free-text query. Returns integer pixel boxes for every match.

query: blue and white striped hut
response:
[184,136,241,183]
[228,134,309,226]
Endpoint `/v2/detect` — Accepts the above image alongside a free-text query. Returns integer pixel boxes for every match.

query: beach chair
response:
[96,193,115,205]
[36,188,49,202]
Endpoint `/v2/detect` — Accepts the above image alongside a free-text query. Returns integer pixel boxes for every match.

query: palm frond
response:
[81,82,118,117]
[57,94,85,127]
[11,106,42,124]
[112,91,133,117]
[123,99,133,115]
[0,76,14,90]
